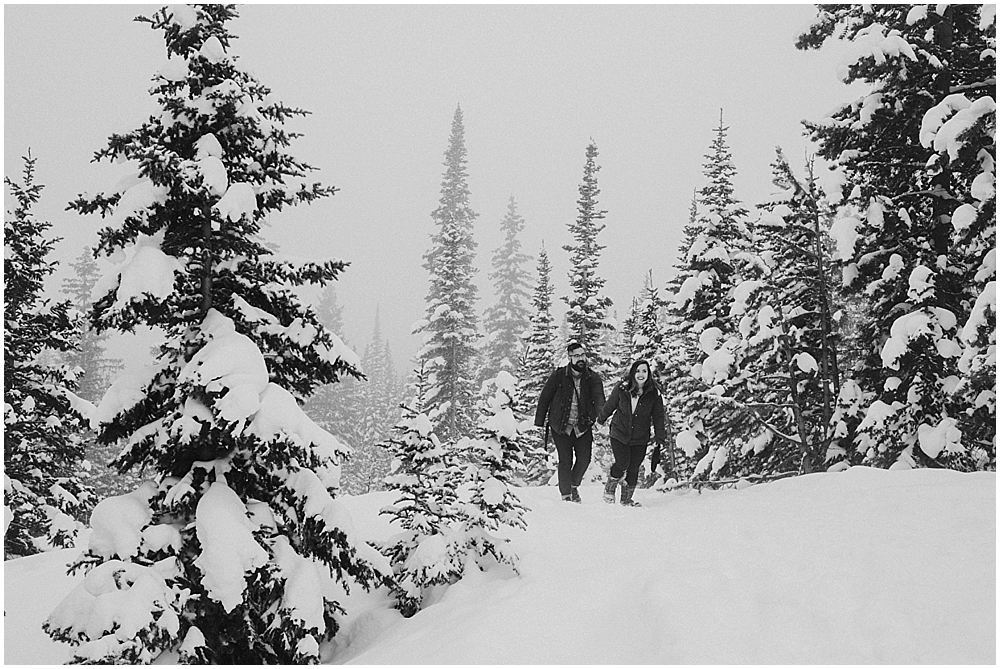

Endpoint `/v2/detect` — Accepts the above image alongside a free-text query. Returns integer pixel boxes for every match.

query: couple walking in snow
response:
[534,342,667,507]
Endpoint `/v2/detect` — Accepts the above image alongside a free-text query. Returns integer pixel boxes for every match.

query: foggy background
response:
[4,3,857,373]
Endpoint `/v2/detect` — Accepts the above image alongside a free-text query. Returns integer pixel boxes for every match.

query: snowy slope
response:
[4,467,995,664]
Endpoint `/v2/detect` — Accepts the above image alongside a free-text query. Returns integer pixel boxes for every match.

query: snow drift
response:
[4,466,994,664]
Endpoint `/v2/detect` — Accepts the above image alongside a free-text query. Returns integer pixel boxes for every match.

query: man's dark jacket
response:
[597,381,667,446]
[534,365,606,434]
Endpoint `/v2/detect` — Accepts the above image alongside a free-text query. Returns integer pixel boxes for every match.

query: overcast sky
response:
[5,3,860,374]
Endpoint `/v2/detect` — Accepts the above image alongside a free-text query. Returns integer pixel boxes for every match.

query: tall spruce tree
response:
[563,141,614,375]
[798,4,995,471]
[62,247,138,501]
[345,309,400,494]
[314,282,346,334]
[630,271,665,366]
[519,244,559,484]
[481,196,532,384]
[664,112,754,481]
[677,111,751,332]
[657,195,706,481]
[522,244,558,398]
[303,284,366,490]
[4,153,93,556]
[62,247,121,402]
[710,150,842,477]
[415,105,481,442]
[42,7,386,663]
[616,297,641,372]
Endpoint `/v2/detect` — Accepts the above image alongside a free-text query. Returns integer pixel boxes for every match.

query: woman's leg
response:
[623,443,648,487]
[609,438,630,479]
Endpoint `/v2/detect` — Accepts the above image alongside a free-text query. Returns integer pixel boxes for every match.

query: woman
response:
[597,359,667,507]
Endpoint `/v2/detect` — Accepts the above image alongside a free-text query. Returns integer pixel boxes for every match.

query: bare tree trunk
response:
[200,211,213,318]
[777,326,813,473]
[808,161,839,465]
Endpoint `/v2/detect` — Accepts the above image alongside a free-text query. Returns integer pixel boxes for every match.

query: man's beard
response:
[572,360,586,372]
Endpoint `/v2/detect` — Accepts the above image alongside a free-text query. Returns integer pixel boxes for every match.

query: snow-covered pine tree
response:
[657,194,705,482]
[378,398,465,617]
[676,112,752,332]
[62,247,122,402]
[453,371,528,572]
[563,140,615,375]
[562,140,617,480]
[370,338,403,485]
[666,112,755,481]
[403,358,434,416]
[798,4,996,471]
[522,243,559,398]
[43,6,387,663]
[347,309,400,494]
[303,284,366,492]
[315,282,346,335]
[519,244,559,485]
[512,350,553,487]
[61,247,139,500]
[4,153,94,557]
[714,149,843,477]
[631,270,666,365]
[616,297,641,371]
[414,105,481,442]
[480,196,533,384]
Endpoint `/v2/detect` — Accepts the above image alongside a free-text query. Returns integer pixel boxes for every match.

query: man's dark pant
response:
[610,438,648,487]
[552,429,593,497]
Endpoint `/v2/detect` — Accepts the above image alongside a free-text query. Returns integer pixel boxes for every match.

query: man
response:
[534,342,606,502]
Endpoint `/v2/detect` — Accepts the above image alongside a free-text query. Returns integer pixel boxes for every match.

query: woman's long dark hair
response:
[624,359,654,396]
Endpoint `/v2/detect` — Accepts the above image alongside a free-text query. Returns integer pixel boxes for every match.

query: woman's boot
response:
[620,483,641,507]
[603,475,621,503]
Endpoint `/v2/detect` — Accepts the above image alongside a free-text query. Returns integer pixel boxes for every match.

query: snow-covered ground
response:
[4,466,994,664]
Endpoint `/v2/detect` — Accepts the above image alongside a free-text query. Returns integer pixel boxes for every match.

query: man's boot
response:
[570,486,582,503]
[603,476,621,503]
[620,482,641,507]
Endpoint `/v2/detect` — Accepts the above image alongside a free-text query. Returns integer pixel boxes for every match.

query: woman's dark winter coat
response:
[598,381,667,446]
[534,365,606,434]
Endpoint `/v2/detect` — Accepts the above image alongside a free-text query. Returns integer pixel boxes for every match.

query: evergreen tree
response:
[61,247,138,500]
[314,282,345,335]
[710,150,842,477]
[4,153,93,556]
[522,244,558,399]
[43,7,386,663]
[480,196,533,384]
[563,141,614,375]
[62,247,121,402]
[345,309,401,494]
[656,195,705,482]
[378,394,464,617]
[369,338,403,485]
[561,137,619,478]
[403,358,434,416]
[303,284,365,492]
[519,244,559,485]
[676,111,752,333]
[664,112,754,481]
[414,105,481,442]
[453,371,528,571]
[798,4,996,470]
[616,298,641,372]
[631,271,665,366]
